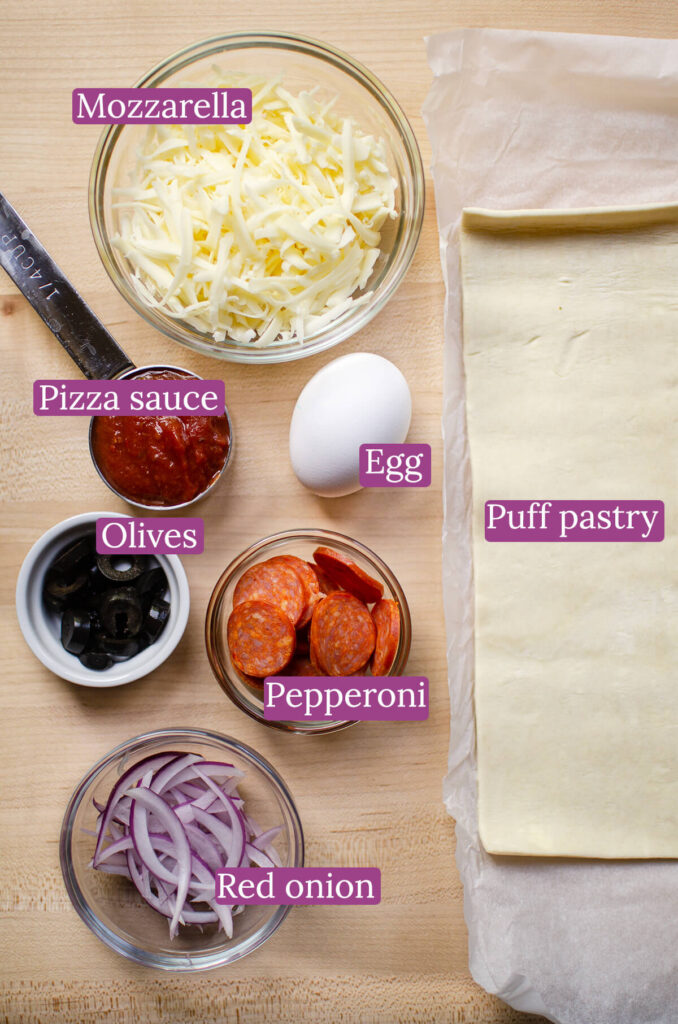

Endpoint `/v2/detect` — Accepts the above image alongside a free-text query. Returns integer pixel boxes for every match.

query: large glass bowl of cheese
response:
[89,32,424,364]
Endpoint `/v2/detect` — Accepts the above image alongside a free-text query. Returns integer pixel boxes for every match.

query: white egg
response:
[289,352,412,497]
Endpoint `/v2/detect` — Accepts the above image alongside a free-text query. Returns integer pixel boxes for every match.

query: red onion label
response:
[485,500,664,542]
[215,867,381,906]
[264,677,429,721]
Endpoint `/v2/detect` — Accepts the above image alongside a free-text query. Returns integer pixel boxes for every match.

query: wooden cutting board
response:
[2,1,676,1021]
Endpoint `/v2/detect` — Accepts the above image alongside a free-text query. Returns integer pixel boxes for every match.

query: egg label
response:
[359,444,431,488]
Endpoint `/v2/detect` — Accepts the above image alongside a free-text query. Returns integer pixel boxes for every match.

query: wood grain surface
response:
[2,2,677,1022]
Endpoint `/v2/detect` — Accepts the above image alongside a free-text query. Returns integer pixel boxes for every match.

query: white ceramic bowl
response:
[16,512,190,687]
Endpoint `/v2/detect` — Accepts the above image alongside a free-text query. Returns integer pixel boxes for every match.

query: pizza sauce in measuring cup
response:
[90,366,232,510]
[0,193,232,511]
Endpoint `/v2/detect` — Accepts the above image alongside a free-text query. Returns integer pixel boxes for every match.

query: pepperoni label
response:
[263,676,429,721]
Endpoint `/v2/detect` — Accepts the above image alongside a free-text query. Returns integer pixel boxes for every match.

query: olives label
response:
[96,517,204,555]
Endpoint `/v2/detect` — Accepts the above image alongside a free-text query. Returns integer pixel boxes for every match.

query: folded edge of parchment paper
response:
[423,27,678,1024]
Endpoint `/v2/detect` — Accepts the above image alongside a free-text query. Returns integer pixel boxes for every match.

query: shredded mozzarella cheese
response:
[112,73,397,347]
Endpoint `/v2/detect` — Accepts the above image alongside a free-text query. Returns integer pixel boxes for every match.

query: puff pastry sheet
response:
[461,204,678,857]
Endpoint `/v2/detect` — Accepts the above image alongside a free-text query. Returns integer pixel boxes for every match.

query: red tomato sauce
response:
[91,370,230,506]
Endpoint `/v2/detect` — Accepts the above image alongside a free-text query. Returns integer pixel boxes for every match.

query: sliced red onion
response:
[89,752,282,941]
[126,851,218,926]
[183,822,223,872]
[209,898,233,938]
[173,785,221,822]
[94,862,135,877]
[127,787,192,938]
[171,781,206,801]
[149,752,203,794]
[251,826,283,867]
[159,762,243,793]
[245,843,276,869]
[191,804,244,867]
[95,834,135,863]
[109,819,124,841]
[193,768,246,860]
[252,827,282,850]
[93,751,180,866]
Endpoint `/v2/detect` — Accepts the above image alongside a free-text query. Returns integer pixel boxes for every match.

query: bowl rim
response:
[15,511,190,687]
[205,527,412,734]
[59,727,305,971]
[88,30,425,365]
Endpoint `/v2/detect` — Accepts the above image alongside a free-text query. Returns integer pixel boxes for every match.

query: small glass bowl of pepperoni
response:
[205,529,412,735]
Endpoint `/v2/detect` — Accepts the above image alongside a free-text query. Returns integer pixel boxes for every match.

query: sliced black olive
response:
[144,597,171,642]
[43,534,96,613]
[99,587,144,639]
[96,554,147,583]
[135,566,169,606]
[44,569,88,606]
[95,634,145,659]
[78,650,113,671]
[43,533,172,669]
[43,585,67,614]
[51,536,95,578]
[86,562,110,595]
[61,608,93,655]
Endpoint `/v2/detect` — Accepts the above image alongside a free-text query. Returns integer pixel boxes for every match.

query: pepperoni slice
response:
[267,555,322,628]
[282,655,325,677]
[312,547,384,605]
[310,562,342,595]
[227,600,296,678]
[371,599,401,676]
[309,629,323,674]
[310,591,376,676]
[233,560,305,626]
[295,623,310,657]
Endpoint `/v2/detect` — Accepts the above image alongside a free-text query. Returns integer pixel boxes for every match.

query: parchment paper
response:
[422,29,678,1024]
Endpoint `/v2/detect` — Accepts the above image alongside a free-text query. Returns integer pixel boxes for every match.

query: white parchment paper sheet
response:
[423,28,678,1024]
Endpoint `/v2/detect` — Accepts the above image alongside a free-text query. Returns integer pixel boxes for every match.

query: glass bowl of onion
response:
[89,31,424,364]
[59,729,304,970]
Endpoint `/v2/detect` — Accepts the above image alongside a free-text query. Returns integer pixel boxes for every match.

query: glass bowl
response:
[89,31,424,364]
[205,528,412,734]
[60,728,304,970]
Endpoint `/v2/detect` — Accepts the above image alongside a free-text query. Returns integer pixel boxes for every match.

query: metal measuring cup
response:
[0,191,233,511]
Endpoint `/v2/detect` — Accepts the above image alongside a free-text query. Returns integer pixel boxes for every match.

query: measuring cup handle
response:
[0,191,134,380]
